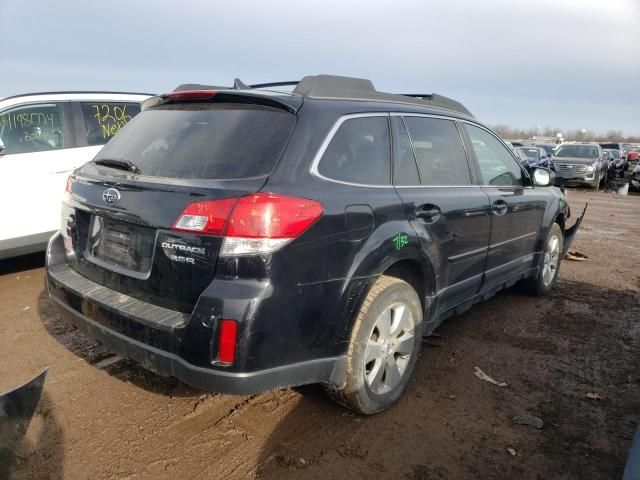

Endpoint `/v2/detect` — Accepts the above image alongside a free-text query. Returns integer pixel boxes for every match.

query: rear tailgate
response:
[61,100,297,313]
[63,172,266,312]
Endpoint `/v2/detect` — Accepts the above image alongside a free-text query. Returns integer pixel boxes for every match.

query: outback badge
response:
[102,188,121,205]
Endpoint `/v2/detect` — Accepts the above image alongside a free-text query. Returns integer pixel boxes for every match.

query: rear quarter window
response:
[92,103,295,179]
[79,102,141,146]
[317,116,391,185]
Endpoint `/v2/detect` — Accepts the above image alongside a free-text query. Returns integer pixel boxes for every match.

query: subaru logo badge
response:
[102,188,121,205]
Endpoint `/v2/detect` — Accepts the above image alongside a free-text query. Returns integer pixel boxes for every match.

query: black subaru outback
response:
[46,75,584,414]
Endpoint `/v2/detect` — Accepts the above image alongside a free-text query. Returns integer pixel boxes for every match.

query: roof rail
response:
[172,75,473,117]
[253,75,473,117]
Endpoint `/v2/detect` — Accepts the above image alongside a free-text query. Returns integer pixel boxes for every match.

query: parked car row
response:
[506,139,640,190]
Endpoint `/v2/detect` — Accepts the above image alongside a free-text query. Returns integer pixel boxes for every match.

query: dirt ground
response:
[1,187,639,480]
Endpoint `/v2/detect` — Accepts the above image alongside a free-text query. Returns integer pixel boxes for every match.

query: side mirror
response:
[531,167,555,187]
[0,138,5,155]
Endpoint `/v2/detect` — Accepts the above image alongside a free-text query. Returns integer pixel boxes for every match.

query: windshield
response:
[554,145,599,159]
[92,103,296,180]
[606,149,620,159]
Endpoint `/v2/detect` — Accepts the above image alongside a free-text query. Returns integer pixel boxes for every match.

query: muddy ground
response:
[1,187,639,480]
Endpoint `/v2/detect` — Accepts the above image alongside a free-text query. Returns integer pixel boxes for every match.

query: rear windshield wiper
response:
[93,158,142,175]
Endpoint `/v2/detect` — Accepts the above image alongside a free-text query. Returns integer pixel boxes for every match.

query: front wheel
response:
[325,275,423,414]
[524,223,563,296]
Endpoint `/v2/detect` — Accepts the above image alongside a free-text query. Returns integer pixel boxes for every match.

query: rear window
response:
[519,148,540,159]
[92,103,295,179]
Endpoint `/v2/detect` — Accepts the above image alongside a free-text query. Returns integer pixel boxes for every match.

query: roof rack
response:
[255,75,472,116]
[172,75,473,117]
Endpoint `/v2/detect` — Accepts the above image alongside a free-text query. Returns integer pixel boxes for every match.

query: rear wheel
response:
[325,275,423,414]
[524,223,563,296]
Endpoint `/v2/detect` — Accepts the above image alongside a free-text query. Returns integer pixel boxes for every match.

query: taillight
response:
[65,176,73,193]
[163,89,217,101]
[172,198,237,235]
[217,319,238,364]
[171,193,324,256]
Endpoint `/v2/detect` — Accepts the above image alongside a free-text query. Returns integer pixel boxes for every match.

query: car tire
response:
[524,223,563,296]
[325,275,423,415]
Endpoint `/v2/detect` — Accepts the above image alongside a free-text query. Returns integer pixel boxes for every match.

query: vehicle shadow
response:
[8,392,64,480]
[36,288,201,398]
[251,279,640,480]
[0,252,46,276]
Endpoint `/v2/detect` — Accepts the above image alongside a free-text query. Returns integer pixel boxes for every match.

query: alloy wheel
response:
[542,234,560,287]
[363,302,415,395]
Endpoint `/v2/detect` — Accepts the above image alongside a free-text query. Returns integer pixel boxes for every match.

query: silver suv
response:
[550,142,608,189]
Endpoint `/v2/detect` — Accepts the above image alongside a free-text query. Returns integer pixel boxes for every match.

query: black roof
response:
[172,75,473,117]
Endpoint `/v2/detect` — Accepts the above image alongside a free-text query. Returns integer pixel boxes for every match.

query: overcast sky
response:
[1,0,639,134]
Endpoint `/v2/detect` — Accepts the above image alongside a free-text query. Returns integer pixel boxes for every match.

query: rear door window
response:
[79,102,141,146]
[402,116,471,186]
[92,103,296,179]
[0,103,65,154]
[317,116,391,185]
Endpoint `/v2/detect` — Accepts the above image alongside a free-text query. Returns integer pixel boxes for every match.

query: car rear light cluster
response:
[172,193,324,256]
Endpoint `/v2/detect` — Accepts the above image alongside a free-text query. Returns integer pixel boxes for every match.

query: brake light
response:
[217,319,237,364]
[163,89,217,101]
[171,193,324,255]
[65,176,73,193]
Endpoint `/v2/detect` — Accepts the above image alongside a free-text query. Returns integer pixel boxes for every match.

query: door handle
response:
[492,200,508,216]
[416,205,441,223]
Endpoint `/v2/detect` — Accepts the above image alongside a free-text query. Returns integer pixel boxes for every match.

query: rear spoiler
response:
[141,79,303,114]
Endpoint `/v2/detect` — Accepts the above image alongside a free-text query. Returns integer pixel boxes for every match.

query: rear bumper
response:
[46,233,345,394]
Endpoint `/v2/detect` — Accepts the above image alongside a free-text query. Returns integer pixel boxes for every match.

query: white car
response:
[0,91,151,259]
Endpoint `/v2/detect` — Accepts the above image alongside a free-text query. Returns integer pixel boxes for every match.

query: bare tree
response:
[491,125,640,143]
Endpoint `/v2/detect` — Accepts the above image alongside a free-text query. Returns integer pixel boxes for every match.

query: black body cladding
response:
[47,75,580,395]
